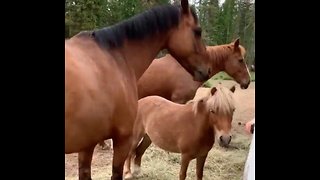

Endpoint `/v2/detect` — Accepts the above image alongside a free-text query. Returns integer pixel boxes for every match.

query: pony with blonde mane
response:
[123,85,236,180]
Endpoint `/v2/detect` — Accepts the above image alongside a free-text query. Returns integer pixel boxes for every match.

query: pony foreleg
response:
[78,145,95,180]
[124,137,144,179]
[123,153,133,179]
[179,154,192,180]
[111,135,132,180]
[196,153,208,180]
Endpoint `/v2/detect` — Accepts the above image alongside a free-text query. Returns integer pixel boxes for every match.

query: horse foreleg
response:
[111,135,132,180]
[179,154,192,180]
[133,134,152,175]
[78,145,95,180]
[196,153,208,180]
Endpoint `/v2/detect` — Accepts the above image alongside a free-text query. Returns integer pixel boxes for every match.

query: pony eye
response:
[194,28,202,37]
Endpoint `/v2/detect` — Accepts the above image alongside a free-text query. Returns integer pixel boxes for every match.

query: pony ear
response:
[211,87,217,95]
[234,38,240,49]
[181,0,189,14]
[230,85,236,93]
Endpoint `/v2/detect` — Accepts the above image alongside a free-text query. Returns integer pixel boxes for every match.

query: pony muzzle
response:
[219,135,232,147]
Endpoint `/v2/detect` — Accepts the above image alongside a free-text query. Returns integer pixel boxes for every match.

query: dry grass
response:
[65,80,255,180]
[128,133,251,180]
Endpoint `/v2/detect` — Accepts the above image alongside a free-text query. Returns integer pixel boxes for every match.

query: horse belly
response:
[65,91,115,153]
[149,133,181,153]
[143,110,181,153]
[65,50,135,153]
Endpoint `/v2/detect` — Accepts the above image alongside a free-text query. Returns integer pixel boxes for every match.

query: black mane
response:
[81,4,197,49]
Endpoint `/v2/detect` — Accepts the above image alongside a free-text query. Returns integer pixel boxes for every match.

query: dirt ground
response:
[65,80,255,180]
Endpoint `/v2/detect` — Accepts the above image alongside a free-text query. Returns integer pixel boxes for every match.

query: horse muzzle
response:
[240,81,250,89]
[219,135,232,147]
[193,70,209,82]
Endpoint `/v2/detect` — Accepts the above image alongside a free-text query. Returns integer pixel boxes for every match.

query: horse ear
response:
[230,85,236,93]
[181,0,189,14]
[234,38,240,49]
[211,87,217,95]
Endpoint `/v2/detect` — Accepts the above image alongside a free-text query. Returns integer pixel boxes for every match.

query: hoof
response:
[133,165,141,175]
[124,172,133,180]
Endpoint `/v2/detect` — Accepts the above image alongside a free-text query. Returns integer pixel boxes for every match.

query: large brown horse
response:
[138,38,250,104]
[123,85,236,180]
[65,1,209,179]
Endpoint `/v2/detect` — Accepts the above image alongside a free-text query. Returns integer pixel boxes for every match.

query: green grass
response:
[203,71,255,88]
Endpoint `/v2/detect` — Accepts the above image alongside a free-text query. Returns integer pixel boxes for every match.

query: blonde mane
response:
[191,85,236,116]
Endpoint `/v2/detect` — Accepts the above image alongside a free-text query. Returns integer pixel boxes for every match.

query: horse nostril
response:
[220,135,232,145]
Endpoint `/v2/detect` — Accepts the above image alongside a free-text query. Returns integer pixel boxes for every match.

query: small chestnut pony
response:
[124,84,236,180]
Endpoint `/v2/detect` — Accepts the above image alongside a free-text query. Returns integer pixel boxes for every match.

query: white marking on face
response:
[245,63,251,79]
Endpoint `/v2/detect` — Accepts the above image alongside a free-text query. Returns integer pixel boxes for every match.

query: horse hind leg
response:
[132,134,152,175]
[78,145,95,180]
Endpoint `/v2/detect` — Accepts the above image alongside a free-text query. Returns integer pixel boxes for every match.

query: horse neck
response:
[110,34,168,80]
[207,45,231,74]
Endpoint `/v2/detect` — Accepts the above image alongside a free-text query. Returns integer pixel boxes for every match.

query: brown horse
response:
[65,1,209,179]
[138,38,250,104]
[98,39,249,149]
[123,85,236,179]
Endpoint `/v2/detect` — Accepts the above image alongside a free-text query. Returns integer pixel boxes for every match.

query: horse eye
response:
[194,28,202,37]
[210,109,215,113]
[239,59,244,63]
